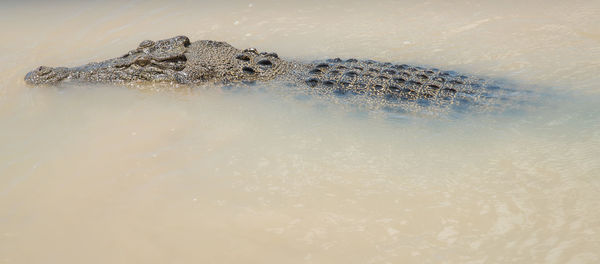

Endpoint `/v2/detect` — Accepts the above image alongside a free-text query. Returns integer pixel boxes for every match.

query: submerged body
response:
[25,36,528,115]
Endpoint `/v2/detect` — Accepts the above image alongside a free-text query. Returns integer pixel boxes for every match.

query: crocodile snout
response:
[24,66,68,85]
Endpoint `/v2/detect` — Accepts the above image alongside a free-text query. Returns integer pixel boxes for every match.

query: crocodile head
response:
[25,36,289,85]
[25,36,192,85]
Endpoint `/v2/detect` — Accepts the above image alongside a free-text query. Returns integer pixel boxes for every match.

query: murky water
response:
[1,0,600,263]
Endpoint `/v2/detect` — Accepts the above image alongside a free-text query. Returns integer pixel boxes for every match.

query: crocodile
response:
[24,35,530,115]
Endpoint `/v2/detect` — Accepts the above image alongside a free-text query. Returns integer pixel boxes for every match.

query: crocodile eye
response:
[134,55,151,66]
[139,40,155,48]
[174,36,191,47]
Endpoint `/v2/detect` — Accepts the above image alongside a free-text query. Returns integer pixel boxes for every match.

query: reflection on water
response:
[1,0,599,263]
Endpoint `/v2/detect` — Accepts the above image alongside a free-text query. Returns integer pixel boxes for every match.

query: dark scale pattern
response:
[296,58,514,114]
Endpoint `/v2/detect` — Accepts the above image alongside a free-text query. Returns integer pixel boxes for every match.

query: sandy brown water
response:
[1,0,600,263]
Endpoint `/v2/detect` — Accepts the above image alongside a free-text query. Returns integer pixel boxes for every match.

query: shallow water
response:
[1,0,600,263]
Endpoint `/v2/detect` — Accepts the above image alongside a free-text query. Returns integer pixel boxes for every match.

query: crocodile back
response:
[294,58,530,115]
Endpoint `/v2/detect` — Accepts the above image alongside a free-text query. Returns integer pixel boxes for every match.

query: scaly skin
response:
[25,35,529,114]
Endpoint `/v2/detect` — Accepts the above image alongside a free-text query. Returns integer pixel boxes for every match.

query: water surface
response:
[1,0,599,263]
